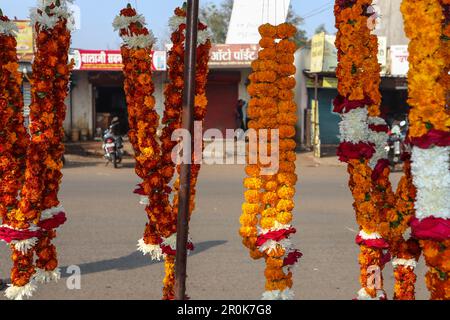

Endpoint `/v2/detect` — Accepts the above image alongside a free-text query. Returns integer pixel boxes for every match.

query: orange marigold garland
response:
[115,4,211,300]
[0,12,29,229]
[401,0,450,300]
[159,5,211,300]
[33,2,73,285]
[334,0,390,299]
[1,0,72,300]
[241,23,301,300]
[0,12,31,296]
[114,4,162,260]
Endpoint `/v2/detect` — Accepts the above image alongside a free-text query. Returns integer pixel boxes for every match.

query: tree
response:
[198,0,307,46]
[199,0,233,44]
[314,24,328,35]
[286,4,308,48]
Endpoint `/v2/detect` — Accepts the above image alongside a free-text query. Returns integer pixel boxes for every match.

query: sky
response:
[0,0,335,49]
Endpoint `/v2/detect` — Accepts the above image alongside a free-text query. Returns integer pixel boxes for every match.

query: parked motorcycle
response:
[102,121,123,168]
[385,120,408,171]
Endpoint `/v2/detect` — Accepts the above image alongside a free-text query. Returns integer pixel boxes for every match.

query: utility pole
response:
[175,0,199,301]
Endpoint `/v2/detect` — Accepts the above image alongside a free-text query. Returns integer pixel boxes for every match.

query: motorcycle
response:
[385,120,408,171]
[102,122,124,168]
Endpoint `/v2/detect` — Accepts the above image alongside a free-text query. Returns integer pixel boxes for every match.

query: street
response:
[0,153,429,300]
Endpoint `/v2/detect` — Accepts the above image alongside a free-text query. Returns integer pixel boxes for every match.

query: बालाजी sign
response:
[209,44,260,67]
[70,49,167,71]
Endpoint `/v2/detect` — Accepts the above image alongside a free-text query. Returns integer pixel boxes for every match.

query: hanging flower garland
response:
[241,23,301,301]
[0,12,32,297]
[114,4,163,262]
[1,0,72,300]
[368,117,421,299]
[401,0,450,300]
[116,4,210,300]
[158,5,211,300]
[334,0,392,300]
[33,1,72,284]
[0,12,29,234]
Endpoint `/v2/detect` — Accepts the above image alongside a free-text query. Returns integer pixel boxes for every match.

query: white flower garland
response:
[33,267,61,284]
[11,237,38,254]
[0,224,40,232]
[169,14,211,45]
[392,258,417,269]
[339,108,369,144]
[5,282,37,300]
[356,287,386,300]
[368,117,389,169]
[411,146,450,220]
[258,238,292,254]
[257,221,292,235]
[113,11,156,49]
[122,34,156,49]
[40,205,65,220]
[359,229,382,240]
[262,288,294,300]
[30,0,74,31]
[136,238,163,261]
[0,19,19,36]
[112,13,146,31]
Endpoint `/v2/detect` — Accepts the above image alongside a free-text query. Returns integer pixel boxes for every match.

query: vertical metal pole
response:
[175,0,199,301]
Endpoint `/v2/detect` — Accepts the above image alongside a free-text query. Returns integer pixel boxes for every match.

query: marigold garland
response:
[114,5,162,262]
[334,0,390,299]
[401,0,450,300]
[159,5,211,300]
[34,5,72,284]
[1,1,72,300]
[241,23,301,300]
[0,12,31,297]
[0,13,29,227]
[116,4,210,300]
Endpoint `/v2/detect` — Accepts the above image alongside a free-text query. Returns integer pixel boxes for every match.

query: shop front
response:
[207,44,258,135]
[68,49,166,140]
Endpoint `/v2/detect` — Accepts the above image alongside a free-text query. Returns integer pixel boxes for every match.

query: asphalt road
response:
[0,153,429,300]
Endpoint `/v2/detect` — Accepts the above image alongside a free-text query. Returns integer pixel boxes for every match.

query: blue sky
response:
[0,0,335,49]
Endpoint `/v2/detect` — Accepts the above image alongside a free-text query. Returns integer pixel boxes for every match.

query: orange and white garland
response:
[334,0,390,300]
[0,0,72,300]
[116,4,210,300]
[114,4,163,261]
[242,23,301,300]
[401,0,450,300]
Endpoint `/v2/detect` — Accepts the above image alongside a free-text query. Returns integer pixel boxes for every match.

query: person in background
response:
[235,99,248,130]
[242,99,248,131]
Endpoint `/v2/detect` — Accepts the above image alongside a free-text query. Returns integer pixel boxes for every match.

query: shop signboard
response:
[14,20,33,62]
[209,44,259,67]
[389,45,409,76]
[311,32,387,73]
[226,0,290,44]
[70,49,167,71]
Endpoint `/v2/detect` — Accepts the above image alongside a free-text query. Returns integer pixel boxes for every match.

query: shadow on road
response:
[0,241,226,290]
[59,240,227,278]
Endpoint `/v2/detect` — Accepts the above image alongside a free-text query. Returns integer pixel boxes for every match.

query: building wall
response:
[294,47,311,146]
[373,0,408,46]
[70,72,93,136]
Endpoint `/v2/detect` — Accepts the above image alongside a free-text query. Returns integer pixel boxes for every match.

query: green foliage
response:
[314,23,328,35]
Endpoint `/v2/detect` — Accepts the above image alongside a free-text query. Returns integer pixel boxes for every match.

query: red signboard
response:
[70,49,167,71]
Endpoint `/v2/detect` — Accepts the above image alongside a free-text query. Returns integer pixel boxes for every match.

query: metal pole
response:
[175,0,199,300]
